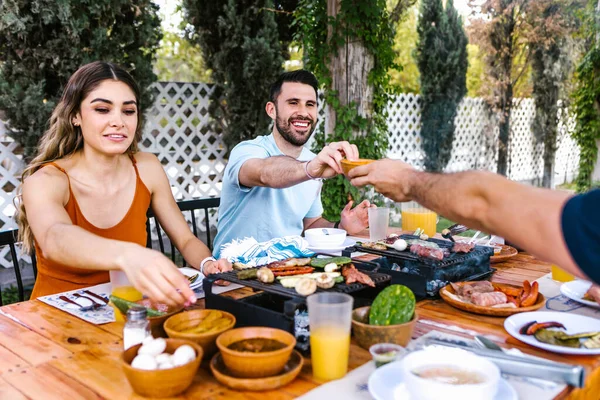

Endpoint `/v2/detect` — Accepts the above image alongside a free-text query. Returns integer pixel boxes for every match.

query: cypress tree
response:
[183,0,293,152]
[415,0,468,172]
[0,0,162,158]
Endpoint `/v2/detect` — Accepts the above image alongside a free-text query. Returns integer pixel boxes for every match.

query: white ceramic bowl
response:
[304,228,347,248]
[401,348,500,400]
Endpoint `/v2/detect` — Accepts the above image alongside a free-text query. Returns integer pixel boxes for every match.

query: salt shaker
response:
[124,306,151,350]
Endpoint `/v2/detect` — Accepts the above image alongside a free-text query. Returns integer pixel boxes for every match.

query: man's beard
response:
[275,111,315,147]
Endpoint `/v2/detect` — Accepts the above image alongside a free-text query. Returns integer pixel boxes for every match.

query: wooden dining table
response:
[0,251,599,399]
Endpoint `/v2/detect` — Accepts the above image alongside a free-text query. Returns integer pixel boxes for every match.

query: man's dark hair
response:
[269,70,319,103]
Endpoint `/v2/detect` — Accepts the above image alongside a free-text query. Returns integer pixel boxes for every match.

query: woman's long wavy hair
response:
[16,61,144,253]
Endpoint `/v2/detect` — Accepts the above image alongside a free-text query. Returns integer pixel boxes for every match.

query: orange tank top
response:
[31,154,151,299]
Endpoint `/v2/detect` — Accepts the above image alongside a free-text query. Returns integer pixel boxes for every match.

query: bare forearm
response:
[244,156,308,188]
[43,224,140,271]
[406,170,498,233]
[406,170,577,273]
[179,237,213,270]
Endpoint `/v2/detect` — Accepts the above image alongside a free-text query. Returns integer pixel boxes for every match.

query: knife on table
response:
[421,336,586,388]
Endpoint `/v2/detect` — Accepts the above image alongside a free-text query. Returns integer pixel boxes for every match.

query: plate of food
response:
[504,311,600,355]
[560,280,599,309]
[439,280,545,317]
[179,267,203,289]
[490,245,518,263]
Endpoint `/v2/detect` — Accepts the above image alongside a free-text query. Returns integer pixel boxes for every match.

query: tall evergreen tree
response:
[183,0,295,151]
[0,0,162,158]
[415,0,468,172]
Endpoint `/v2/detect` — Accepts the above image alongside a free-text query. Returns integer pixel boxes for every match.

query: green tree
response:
[0,0,162,158]
[415,0,468,172]
[572,0,600,192]
[182,0,297,152]
[154,31,212,82]
[529,1,582,188]
[295,0,399,219]
[389,5,420,93]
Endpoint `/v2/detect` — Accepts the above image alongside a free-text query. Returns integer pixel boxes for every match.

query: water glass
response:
[368,207,390,241]
[307,292,353,381]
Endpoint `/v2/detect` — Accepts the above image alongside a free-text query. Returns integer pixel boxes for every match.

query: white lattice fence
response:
[0,84,583,272]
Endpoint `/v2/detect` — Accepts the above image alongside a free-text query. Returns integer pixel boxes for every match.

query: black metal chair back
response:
[0,229,37,306]
[146,197,220,267]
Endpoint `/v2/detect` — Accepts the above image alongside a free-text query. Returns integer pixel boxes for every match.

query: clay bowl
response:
[351,306,417,350]
[122,338,203,398]
[216,327,296,378]
[164,309,236,357]
[340,158,374,176]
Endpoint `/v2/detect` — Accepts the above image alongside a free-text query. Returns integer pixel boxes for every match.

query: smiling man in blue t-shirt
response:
[213,70,372,258]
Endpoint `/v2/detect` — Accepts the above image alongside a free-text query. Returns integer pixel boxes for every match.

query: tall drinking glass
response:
[401,201,437,237]
[307,292,353,381]
[368,207,390,241]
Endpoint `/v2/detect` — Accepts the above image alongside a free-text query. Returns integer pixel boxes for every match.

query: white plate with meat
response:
[560,280,599,309]
[307,237,356,253]
[504,311,600,355]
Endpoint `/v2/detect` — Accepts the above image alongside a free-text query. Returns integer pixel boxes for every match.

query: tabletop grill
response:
[343,235,495,298]
[204,259,391,353]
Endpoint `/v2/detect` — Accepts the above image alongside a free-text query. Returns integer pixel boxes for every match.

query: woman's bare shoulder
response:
[22,163,70,202]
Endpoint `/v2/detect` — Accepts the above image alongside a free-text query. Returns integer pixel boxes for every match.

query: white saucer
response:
[368,360,517,400]
[307,238,356,253]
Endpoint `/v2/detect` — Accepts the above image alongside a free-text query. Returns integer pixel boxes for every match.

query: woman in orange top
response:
[17,61,231,307]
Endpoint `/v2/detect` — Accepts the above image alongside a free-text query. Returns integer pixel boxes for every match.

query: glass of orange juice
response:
[307,292,353,381]
[401,201,437,237]
[109,270,143,321]
[551,265,575,283]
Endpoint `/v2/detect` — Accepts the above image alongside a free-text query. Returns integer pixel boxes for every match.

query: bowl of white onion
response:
[122,337,203,397]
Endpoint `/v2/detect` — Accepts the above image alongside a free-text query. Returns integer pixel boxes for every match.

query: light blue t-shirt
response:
[213,134,323,258]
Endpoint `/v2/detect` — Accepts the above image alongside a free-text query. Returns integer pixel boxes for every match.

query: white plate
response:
[307,238,356,253]
[179,267,204,289]
[368,360,517,400]
[560,280,598,309]
[504,311,600,355]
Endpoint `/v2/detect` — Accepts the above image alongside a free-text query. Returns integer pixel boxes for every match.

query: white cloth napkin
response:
[219,235,315,266]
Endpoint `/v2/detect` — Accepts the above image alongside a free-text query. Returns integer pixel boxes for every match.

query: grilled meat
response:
[341,263,375,287]
[452,242,475,253]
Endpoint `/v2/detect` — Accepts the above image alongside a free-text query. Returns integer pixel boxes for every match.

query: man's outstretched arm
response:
[349,159,579,277]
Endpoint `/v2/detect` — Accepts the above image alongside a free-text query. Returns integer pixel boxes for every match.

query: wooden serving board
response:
[439,282,546,317]
[491,245,518,263]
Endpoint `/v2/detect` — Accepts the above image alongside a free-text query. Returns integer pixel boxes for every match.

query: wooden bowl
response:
[340,159,374,176]
[210,350,303,391]
[351,306,417,350]
[216,327,296,378]
[164,309,236,357]
[122,338,203,397]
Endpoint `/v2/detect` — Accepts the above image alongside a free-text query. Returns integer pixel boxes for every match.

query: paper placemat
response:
[38,283,114,324]
[297,330,566,400]
[38,280,243,325]
[536,273,600,318]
